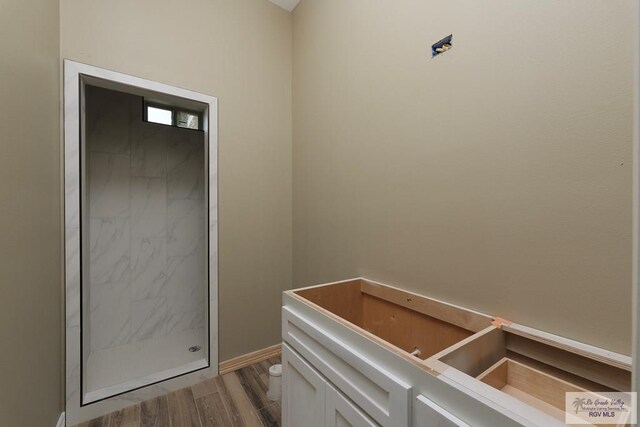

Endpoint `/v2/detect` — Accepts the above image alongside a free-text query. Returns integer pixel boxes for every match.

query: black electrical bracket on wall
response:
[432,34,453,57]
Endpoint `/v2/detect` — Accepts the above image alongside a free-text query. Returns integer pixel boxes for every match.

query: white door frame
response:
[633,0,640,401]
[63,59,218,424]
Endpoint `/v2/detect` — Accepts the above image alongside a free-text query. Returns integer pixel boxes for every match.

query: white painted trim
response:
[503,323,632,368]
[283,306,412,426]
[63,59,219,424]
[282,343,327,427]
[326,383,378,427]
[415,395,470,427]
[56,412,65,427]
[634,0,640,397]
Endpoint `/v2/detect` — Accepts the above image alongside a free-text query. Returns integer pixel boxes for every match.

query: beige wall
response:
[0,0,62,425]
[61,0,292,361]
[293,0,635,354]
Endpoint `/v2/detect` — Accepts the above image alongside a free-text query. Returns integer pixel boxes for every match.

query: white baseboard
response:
[56,412,65,427]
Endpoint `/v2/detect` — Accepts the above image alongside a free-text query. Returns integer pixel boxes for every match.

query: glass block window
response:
[176,111,199,130]
[144,101,203,131]
[146,105,173,126]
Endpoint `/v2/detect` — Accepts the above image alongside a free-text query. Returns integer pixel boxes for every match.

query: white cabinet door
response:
[283,343,327,427]
[415,395,470,427]
[283,307,411,426]
[326,383,379,427]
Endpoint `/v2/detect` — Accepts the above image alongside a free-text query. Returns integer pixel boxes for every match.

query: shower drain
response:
[188,345,202,353]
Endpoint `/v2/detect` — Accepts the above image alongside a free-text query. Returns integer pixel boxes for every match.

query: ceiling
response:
[269,0,301,12]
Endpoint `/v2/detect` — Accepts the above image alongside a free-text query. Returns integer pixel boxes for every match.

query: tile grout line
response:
[163,394,173,427]
[212,376,236,425]
[190,384,204,427]
[235,369,271,427]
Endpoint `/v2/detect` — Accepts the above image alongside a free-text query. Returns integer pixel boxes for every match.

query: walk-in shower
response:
[64,61,218,424]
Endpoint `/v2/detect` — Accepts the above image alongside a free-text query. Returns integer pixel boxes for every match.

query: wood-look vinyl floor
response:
[74,357,281,427]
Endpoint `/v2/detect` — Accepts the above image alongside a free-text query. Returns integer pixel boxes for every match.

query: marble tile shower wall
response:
[86,86,206,353]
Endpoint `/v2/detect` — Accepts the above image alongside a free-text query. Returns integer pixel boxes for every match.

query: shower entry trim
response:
[63,59,219,425]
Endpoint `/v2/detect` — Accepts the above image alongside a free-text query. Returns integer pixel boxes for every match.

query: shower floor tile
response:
[74,355,282,427]
[86,328,207,401]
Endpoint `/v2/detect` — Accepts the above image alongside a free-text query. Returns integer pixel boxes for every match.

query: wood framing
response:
[359,279,491,333]
[477,357,587,421]
[503,323,631,371]
[219,344,282,375]
[505,332,631,391]
[291,277,493,364]
[437,309,631,424]
[296,279,364,325]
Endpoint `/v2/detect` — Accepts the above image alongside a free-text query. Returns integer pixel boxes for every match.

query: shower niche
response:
[64,61,218,424]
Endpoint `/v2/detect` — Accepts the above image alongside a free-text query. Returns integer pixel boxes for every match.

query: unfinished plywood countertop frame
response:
[283,278,633,426]
[292,278,492,368]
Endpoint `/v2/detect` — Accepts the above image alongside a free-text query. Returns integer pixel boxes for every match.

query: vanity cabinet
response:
[282,278,632,427]
[282,303,412,426]
[326,383,378,427]
[415,395,470,427]
[282,343,384,427]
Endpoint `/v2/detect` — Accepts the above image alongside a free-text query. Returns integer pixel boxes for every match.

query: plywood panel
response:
[295,280,478,359]
[507,360,586,410]
[360,280,492,332]
[507,333,631,391]
[506,351,615,393]
[435,327,507,377]
[361,294,473,359]
[501,385,566,422]
[295,279,364,326]
[476,358,508,390]
[477,357,588,420]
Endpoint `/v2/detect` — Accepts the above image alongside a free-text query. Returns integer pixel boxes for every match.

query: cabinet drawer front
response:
[326,383,380,427]
[415,395,470,427]
[283,343,327,427]
[283,307,411,427]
